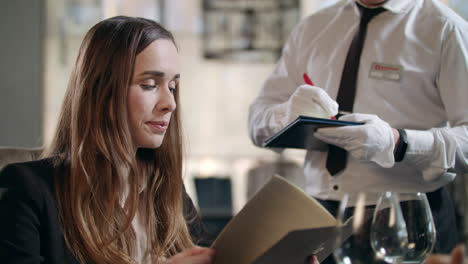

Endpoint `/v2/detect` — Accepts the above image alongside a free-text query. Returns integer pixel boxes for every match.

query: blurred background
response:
[1,0,467,245]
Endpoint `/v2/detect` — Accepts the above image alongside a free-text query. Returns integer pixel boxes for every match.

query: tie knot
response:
[359,5,386,24]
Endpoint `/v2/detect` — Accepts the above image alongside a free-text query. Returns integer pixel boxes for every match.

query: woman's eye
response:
[140,84,156,90]
[169,80,177,93]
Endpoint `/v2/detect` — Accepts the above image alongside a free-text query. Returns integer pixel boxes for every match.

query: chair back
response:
[0,147,43,170]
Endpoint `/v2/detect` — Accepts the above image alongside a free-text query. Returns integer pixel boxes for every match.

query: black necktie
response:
[326,5,386,176]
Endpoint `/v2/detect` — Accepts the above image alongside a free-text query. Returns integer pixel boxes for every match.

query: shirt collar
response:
[351,0,417,14]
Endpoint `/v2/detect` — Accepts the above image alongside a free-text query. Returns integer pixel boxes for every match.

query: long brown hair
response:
[43,16,192,263]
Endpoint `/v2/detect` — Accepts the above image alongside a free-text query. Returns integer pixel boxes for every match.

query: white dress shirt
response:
[132,211,150,264]
[120,181,150,264]
[248,0,468,202]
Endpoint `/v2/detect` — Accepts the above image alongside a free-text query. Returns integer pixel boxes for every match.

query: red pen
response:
[303,73,314,86]
[303,73,337,120]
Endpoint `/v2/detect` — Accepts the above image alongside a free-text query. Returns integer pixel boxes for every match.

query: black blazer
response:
[0,158,204,264]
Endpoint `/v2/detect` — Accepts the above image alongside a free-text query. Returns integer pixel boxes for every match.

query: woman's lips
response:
[146,121,168,133]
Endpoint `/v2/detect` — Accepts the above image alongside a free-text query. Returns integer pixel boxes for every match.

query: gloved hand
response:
[314,113,397,168]
[283,84,338,126]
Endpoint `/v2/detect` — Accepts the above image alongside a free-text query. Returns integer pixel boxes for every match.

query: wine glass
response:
[370,192,409,263]
[333,192,407,264]
[399,192,436,263]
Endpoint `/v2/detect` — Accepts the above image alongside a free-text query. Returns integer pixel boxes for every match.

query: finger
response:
[168,248,216,264]
[186,253,216,264]
[297,85,338,116]
[426,254,452,264]
[338,113,377,123]
[315,126,356,140]
[309,89,339,116]
[309,255,319,264]
[294,97,334,116]
[185,247,216,257]
[172,247,214,258]
[451,245,465,264]
[293,96,334,118]
[313,96,338,117]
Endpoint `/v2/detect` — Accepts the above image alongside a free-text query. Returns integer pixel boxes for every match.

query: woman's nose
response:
[157,86,176,113]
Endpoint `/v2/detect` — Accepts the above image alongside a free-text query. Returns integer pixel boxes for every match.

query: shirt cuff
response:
[405,129,435,179]
[405,129,448,181]
[405,129,434,156]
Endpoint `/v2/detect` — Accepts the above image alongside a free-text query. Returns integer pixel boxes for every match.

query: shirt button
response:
[333,185,339,191]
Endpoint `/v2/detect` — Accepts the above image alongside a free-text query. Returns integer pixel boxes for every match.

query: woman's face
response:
[128,39,179,149]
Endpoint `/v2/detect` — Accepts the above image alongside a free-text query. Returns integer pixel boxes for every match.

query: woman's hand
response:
[166,247,216,264]
[426,245,466,264]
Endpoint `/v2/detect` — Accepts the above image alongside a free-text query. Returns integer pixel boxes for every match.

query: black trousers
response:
[317,187,458,264]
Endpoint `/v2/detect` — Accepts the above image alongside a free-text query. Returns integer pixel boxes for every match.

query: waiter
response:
[248,0,468,259]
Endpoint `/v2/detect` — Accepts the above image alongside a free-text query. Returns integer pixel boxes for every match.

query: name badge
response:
[369,62,403,82]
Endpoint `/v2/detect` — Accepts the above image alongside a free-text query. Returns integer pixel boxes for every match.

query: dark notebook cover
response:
[263,116,363,150]
[253,222,354,264]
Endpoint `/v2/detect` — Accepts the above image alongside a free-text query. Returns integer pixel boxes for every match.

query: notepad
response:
[211,175,353,264]
[263,116,363,150]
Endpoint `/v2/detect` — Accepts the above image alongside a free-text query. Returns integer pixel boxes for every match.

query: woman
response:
[0,16,214,264]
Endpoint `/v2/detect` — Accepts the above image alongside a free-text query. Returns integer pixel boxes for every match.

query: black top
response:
[0,158,204,264]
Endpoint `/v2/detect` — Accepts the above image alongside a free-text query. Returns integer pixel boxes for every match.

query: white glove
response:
[314,113,397,168]
[283,84,339,126]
